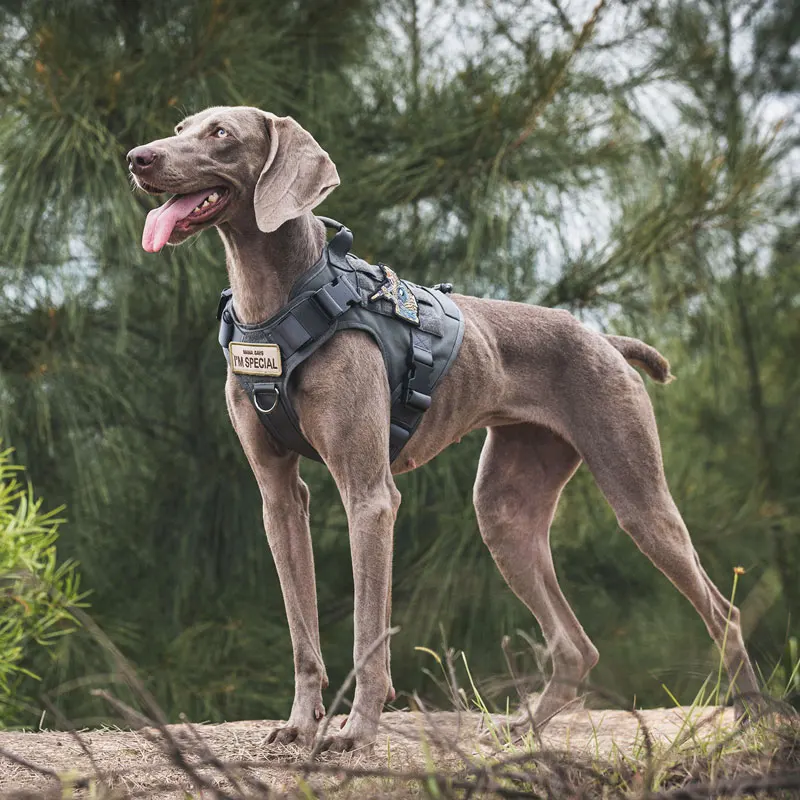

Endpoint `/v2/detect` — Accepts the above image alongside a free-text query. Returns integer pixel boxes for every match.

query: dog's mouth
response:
[136,178,166,195]
[141,187,231,253]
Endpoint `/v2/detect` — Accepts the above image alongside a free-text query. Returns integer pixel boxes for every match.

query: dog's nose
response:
[127,146,158,171]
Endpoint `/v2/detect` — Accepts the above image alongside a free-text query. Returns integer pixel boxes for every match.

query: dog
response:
[128,106,760,752]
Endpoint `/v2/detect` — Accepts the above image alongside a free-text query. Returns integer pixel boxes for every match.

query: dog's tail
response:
[605,335,674,384]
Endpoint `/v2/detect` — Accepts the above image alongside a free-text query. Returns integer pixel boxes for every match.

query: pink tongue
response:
[142,190,212,252]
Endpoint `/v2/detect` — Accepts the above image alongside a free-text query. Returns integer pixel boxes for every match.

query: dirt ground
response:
[0,706,735,798]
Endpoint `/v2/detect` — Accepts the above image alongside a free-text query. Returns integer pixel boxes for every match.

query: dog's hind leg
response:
[572,367,761,714]
[474,423,599,730]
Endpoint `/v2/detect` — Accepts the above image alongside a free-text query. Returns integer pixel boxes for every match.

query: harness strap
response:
[270,275,360,353]
[388,329,434,461]
[218,273,360,365]
[217,252,361,462]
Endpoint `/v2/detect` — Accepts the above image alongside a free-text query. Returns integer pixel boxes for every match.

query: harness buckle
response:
[312,278,360,322]
[409,343,434,369]
[313,287,343,321]
[389,423,411,447]
[253,383,280,415]
[404,389,432,412]
[217,287,233,321]
[218,288,235,351]
[403,335,434,412]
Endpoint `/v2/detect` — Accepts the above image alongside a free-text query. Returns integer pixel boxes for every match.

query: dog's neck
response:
[217,214,326,324]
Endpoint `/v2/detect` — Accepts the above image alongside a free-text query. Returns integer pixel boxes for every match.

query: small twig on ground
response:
[92,689,239,800]
[408,692,480,774]
[178,712,269,799]
[210,757,547,799]
[40,693,107,786]
[647,769,800,799]
[501,634,540,747]
[0,745,60,781]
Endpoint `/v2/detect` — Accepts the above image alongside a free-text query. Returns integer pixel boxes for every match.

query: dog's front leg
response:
[262,473,328,746]
[301,339,401,752]
[316,461,400,753]
[226,376,327,746]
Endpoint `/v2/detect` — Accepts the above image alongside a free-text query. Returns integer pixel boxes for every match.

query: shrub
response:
[0,444,86,726]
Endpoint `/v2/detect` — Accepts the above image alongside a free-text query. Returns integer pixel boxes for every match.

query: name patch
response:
[229,342,282,377]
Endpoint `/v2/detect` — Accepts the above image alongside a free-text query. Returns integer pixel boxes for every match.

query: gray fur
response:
[128,106,760,752]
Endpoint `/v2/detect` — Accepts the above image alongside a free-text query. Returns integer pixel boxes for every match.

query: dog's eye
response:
[214,127,228,138]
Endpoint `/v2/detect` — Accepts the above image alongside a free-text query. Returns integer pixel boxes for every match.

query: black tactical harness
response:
[217,217,464,463]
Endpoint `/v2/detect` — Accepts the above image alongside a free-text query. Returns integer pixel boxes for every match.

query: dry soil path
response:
[0,706,735,798]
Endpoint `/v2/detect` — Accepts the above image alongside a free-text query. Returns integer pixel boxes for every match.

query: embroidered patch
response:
[369,264,420,325]
[229,342,282,376]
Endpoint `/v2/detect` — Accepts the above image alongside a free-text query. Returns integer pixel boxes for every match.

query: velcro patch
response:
[369,264,420,326]
[229,342,282,376]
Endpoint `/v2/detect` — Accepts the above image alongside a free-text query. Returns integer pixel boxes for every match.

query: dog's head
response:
[127,106,339,252]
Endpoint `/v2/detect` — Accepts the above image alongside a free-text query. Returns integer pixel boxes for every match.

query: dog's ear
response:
[254,114,340,233]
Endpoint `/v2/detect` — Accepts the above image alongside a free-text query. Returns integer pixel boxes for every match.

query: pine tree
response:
[0,0,796,725]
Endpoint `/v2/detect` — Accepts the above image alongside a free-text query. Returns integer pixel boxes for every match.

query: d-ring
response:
[253,386,280,414]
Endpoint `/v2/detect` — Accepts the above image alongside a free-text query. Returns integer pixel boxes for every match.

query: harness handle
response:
[316,216,345,231]
[317,216,353,268]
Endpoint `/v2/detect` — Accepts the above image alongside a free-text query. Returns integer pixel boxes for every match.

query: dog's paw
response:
[315,714,377,754]
[267,724,310,747]
[267,699,326,747]
[315,732,355,753]
[734,693,783,726]
[315,731,373,754]
[478,716,529,746]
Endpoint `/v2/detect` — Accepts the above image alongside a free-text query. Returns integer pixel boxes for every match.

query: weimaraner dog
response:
[128,106,760,752]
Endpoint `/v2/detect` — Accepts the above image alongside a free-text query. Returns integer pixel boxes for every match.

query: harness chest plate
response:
[217,217,464,463]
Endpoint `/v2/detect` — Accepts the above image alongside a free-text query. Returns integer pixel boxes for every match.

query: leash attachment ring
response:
[253,383,280,415]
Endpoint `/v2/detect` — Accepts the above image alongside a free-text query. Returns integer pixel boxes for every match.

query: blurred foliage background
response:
[0,0,798,728]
